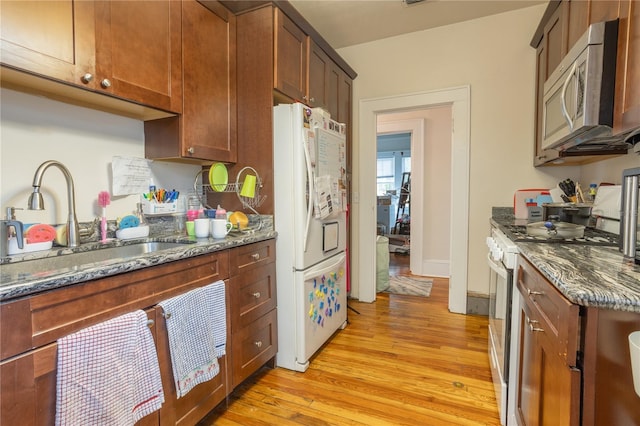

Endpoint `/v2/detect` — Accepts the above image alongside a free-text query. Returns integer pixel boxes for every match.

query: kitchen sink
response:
[1,241,193,278]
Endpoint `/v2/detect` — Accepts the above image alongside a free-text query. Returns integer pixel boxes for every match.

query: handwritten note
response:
[111,156,151,196]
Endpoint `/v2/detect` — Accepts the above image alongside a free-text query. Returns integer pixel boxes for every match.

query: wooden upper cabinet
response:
[274,7,308,101]
[544,4,566,80]
[144,0,237,163]
[0,0,96,87]
[614,0,640,134]
[94,0,182,113]
[565,0,589,52]
[308,40,329,109]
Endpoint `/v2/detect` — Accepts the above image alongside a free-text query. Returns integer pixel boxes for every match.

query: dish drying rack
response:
[193,166,266,216]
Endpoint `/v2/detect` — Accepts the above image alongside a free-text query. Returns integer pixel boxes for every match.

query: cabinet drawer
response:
[230,262,276,328]
[229,239,275,275]
[1,251,229,360]
[518,257,580,366]
[230,309,277,387]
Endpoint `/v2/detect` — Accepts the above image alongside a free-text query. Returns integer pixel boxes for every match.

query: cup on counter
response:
[210,218,232,239]
[185,221,195,237]
[194,218,210,238]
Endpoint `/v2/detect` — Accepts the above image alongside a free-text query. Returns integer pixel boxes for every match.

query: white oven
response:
[486,225,519,426]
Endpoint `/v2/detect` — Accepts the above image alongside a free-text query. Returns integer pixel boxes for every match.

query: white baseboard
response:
[421,259,449,277]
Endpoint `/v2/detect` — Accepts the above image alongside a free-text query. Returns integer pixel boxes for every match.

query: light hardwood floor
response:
[201,252,500,425]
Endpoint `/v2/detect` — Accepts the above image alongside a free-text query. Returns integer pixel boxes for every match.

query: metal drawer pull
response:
[253,292,261,299]
[251,253,260,261]
[526,317,544,332]
[147,319,154,328]
[527,288,543,296]
[254,341,263,348]
[163,312,172,319]
[529,323,544,333]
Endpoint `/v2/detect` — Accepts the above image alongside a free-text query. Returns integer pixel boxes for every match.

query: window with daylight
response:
[377,157,395,196]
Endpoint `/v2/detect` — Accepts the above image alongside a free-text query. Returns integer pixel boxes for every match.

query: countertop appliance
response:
[486,225,519,426]
[620,167,640,264]
[273,103,348,372]
[541,20,630,155]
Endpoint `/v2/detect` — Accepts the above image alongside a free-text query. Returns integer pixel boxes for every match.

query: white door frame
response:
[357,86,469,314]
[377,119,424,276]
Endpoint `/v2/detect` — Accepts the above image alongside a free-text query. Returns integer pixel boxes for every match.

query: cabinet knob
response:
[146,319,155,328]
[251,253,260,261]
[81,73,93,84]
[527,288,543,296]
[187,147,195,155]
[254,340,263,348]
[302,95,308,101]
[252,292,261,299]
[100,78,112,89]
[309,97,315,103]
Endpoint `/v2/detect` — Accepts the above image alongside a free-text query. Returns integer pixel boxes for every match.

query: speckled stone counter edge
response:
[490,207,640,313]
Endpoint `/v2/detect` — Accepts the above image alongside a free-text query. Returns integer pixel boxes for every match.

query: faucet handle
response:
[5,207,23,220]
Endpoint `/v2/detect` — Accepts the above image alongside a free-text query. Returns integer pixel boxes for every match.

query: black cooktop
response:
[502,224,619,246]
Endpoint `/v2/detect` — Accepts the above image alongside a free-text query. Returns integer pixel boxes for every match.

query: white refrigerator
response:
[273,103,348,372]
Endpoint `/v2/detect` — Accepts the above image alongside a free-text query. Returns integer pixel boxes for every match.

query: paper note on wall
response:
[112,156,152,196]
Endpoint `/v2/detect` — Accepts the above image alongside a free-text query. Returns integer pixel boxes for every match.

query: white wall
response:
[0,88,200,225]
[581,152,639,185]
[339,4,586,296]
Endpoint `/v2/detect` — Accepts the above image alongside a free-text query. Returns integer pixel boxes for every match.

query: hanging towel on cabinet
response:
[55,310,164,426]
[158,280,226,398]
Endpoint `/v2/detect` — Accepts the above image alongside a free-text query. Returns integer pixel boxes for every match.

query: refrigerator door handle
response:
[302,128,315,253]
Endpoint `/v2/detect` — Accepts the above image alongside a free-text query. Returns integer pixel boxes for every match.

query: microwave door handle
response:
[561,62,577,130]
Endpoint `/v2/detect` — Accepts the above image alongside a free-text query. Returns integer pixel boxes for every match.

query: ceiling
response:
[288,0,545,49]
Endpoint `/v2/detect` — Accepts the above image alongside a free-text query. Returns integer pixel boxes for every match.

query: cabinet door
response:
[308,40,329,109]
[614,0,640,133]
[544,3,566,80]
[94,0,182,113]
[154,304,227,426]
[180,0,237,162]
[0,0,95,88]
[326,63,340,119]
[565,0,589,52]
[0,343,57,426]
[144,0,237,163]
[274,7,308,101]
[516,300,581,426]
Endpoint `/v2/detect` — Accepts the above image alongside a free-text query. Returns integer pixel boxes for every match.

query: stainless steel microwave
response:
[620,167,640,265]
[541,20,621,153]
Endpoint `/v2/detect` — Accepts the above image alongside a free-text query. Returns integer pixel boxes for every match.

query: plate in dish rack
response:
[209,163,228,192]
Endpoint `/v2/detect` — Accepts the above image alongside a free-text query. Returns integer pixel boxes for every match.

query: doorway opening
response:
[356,86,470,314]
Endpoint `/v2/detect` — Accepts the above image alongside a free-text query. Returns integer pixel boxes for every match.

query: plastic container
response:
[215,205,227,220]
[376,236,390,292]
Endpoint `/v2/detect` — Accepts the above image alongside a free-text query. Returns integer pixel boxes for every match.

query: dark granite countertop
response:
[0,217,277,302]
[491,208,640,313]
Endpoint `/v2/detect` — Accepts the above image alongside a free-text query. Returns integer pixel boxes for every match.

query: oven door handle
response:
[487,253,508,280]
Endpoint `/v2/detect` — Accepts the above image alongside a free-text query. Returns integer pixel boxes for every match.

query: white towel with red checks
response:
[158,280,227,398]
[55,310,164,426]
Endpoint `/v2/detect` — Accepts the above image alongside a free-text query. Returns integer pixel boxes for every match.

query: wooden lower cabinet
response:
[228,240,278,388]
[154,305,228,426]
[0,240,278,425]
[516,257,581,426]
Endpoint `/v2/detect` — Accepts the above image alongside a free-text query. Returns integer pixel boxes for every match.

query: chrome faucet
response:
[28,160,80,247]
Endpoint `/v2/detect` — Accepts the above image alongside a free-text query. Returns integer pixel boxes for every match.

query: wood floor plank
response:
[200,264,500,425]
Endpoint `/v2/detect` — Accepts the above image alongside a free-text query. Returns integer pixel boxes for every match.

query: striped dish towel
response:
[55,310,164,426]
[158,280,226,398]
